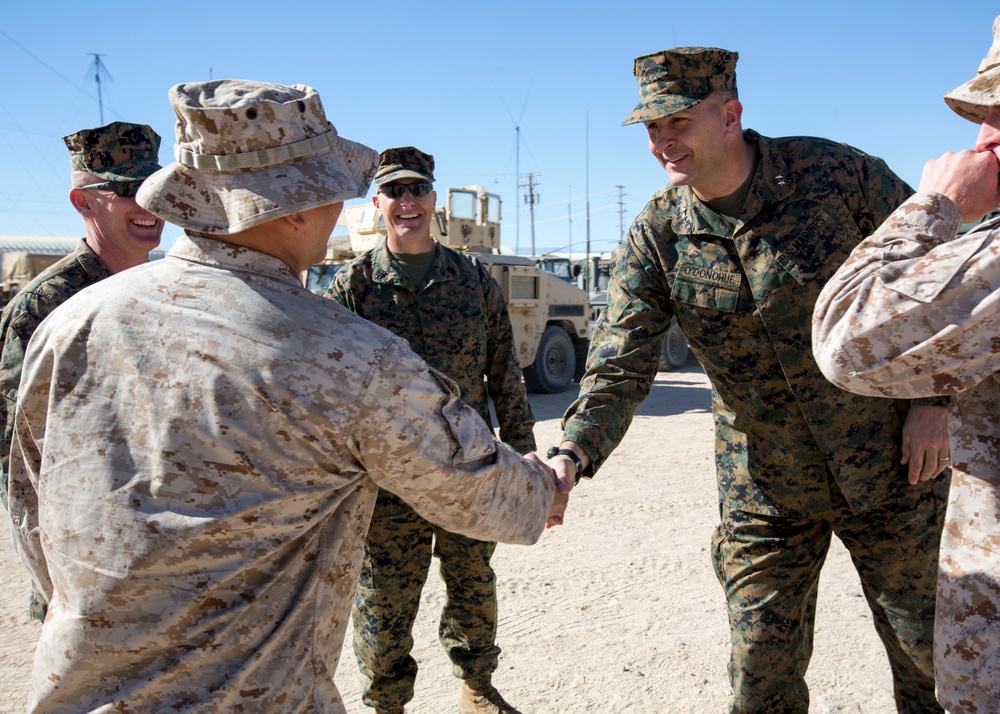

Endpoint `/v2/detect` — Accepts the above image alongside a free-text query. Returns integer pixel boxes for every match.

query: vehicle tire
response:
[524,326,576,393]
[658,318,689,371]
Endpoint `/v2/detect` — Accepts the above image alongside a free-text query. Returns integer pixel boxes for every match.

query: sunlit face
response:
[373,178,436,243]
[77,186,164,258]
[645,95,733,197]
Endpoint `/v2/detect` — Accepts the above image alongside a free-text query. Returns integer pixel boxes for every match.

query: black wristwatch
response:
[546,446,585,484]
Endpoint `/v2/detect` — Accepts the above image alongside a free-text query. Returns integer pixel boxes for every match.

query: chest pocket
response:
[773,210,839,286]
[671,260,743,313]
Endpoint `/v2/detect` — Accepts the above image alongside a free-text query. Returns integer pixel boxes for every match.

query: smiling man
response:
[548,47,952,714]
[326,147,535,714]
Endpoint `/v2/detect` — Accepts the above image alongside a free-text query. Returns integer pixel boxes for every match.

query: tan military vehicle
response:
[537,253,691,371]
[0,237,79,306]
[305,186,591,393]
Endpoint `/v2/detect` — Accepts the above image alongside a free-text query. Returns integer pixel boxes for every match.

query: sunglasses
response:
[379,182,433,199]
[79,180,144,198]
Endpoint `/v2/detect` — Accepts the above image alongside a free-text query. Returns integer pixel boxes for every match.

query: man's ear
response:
[68,187,91,217]
[722,98,744,134]
[283,211,308,230]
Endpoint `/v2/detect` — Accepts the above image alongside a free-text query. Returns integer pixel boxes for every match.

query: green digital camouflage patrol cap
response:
[622,47,738,126]
[373,146,435,187]
[944,15,1000,123]
[136,79,378,235]
[63,121,162,182]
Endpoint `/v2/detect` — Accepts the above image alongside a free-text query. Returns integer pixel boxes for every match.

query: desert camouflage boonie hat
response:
[63,121,162,182]
[944,16,1000,123]
[374,146,435,187]
[622,47,738,126]
[137,79,378,235]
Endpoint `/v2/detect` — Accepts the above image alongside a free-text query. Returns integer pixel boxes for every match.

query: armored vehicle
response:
[306,186,591,393]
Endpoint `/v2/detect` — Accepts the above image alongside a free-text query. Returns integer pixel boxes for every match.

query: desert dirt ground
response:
[0,362,903,713]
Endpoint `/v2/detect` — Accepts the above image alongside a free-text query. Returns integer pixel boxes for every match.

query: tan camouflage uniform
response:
[328,222,535,710]
[563,128,948,713]
[6,233,554,713]
[7,80,554,714]
[814,192,1000,714]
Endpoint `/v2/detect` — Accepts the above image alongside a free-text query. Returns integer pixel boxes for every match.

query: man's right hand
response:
[918,149,1000,224]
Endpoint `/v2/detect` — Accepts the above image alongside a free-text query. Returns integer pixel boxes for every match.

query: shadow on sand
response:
[523,362,712,423]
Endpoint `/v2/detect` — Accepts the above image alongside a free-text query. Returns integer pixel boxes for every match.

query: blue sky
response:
[0,1,996,255]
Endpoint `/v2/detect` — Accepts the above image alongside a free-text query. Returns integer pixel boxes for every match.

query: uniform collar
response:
[167,233,302,286]
[670,129,795,238]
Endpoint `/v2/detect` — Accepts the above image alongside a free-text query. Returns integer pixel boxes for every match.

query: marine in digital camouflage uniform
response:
[326,147,534,714]
[7,80,555,714]
[0,121,163,621]
[550,47,952,714]
[814,16,1000,714]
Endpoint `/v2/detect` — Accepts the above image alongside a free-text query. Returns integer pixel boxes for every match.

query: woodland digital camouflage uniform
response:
[562,129,949,713]
[327,240,535,709]
[814,191,1000,714]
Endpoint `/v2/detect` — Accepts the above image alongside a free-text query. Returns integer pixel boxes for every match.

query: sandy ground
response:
[0,362,902,713]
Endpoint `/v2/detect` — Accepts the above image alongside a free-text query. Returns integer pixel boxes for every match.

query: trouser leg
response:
[834,477,948,714]
[353,490,433,710]
[712,506,831,714]
[434,527,500,680]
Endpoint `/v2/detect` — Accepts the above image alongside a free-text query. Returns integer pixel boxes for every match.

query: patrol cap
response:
[944,16,1000,123]
[136,79,378,235]
[622,47,738,126]
[63,121,162,182]
[373,146,435,187]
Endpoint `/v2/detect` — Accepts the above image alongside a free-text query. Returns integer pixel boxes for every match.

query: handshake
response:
[526,444,588,529]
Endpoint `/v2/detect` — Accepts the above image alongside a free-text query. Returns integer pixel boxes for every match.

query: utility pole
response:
[568,185,573,251]
[520,172,540,256]
[87,54,112,125]
[616,185,627,242]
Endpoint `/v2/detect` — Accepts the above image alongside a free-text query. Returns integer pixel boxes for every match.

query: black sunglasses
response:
[379,182,433,199]
[79,180,144,198]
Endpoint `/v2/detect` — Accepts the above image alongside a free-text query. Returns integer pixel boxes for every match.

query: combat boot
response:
[459,677,522,714]
[374,708,404,714]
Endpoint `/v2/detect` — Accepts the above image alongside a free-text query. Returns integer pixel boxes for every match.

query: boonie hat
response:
[374,146,435,187]
[63,121,162,182]
[944,16,1000,123]
[622,47,738,126]
[137,79,378,235]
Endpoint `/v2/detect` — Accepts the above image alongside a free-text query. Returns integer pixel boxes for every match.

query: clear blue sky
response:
[0,1,996,256]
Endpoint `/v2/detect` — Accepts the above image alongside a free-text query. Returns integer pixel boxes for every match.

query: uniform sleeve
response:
[480,267,536,454]
[836,152,949,411]
[813,191,1000,398]
[561,224,673,475]
[7,330,54,602]
[354,341,553,545]
[322,267,353,311]
[0,290,60,508]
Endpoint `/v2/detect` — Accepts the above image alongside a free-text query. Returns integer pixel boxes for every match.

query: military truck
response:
[306,186,591,393]
[0,236,80,306]
[536,253,691,371]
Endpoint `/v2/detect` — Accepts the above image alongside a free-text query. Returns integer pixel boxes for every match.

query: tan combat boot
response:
[459,677,522,714]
